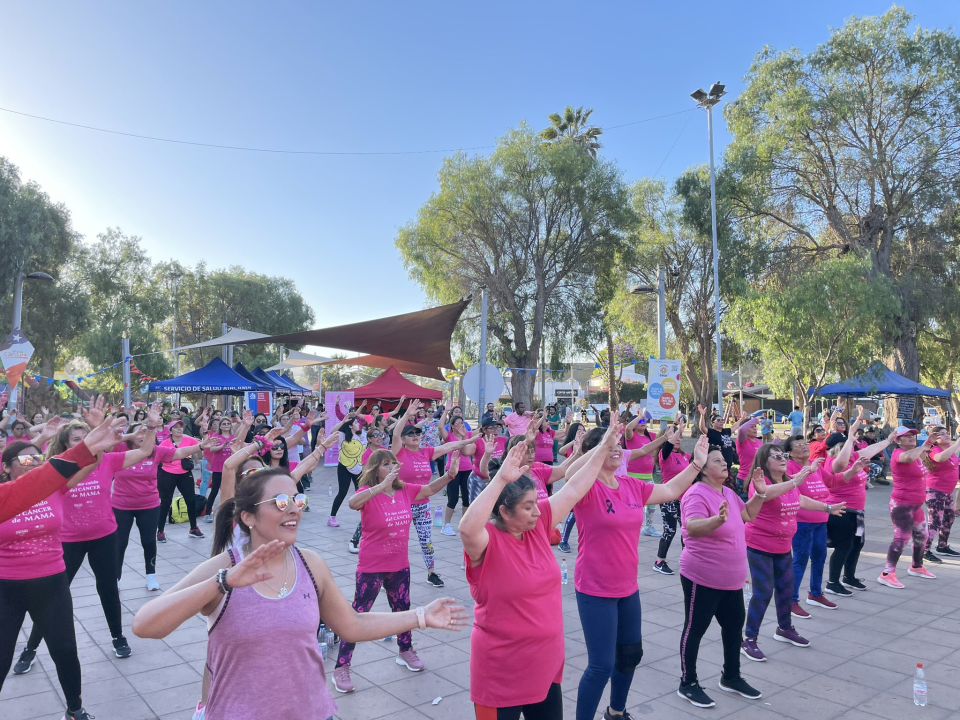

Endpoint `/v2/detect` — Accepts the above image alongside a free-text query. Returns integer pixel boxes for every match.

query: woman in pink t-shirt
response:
[653,429,691,574]
[438,415,474,535]
[202,418,234,520]
[880,425,936,588]
[156,419,210,541]
[677,445,768,708]
[460,424,620,717]
[741,445,844,663]
[332,448,461,693]
[572,425,705,720]
[132,467,468,720]
[923,426,960,559]
[465,417,509,505]
[346,427,388,553]
[735,417,763,495]
[533,417,556,465]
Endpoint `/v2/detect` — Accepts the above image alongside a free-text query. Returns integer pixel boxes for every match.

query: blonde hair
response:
[46,421,91,459]
[358,448,403,490]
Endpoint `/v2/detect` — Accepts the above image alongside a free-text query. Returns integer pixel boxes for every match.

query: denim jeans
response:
[792,521,827,601]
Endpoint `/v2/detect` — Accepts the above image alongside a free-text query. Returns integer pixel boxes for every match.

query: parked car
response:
[750,409,789,423]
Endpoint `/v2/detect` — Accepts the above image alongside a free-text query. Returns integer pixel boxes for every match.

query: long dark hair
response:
[491,476,536,531]
[268,437,289,468]
[562,422,583,446]
[750,442,786,484]
[580,427,606,454]
[341,419,361,443]
[212,466,291,556]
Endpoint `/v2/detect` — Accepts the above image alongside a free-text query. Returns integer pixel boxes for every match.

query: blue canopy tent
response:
[232,362,274,391]
[147,357,263,395]
[809,362,950,398]
[267,370,309,396]
[250,367,297,395]
[278,371,314,395]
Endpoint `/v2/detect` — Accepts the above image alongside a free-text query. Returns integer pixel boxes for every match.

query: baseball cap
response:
[894,426,919,437]
[400,425,422,437]
[481,417,502,429]
[825,432,847,449]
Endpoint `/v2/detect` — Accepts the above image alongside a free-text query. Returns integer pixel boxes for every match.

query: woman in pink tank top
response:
[132,467,469,720]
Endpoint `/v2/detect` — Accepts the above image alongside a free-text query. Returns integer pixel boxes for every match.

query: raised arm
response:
[348,467,401,511]
[548,423,618,520]
[414,452,460,501]
[737,417,758,443]
[855,437,892,462]
[391,402,421,456]
[829,433,857,473]
[697,404,709,435]
[932,436,960,463]
[648,434,708,504]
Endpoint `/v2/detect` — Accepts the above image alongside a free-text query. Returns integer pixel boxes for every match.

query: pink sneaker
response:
[396,649,425,672]
[908,566,937,579]
[877,571,905,589]
[327,517,340,528]
[332,665,354,692]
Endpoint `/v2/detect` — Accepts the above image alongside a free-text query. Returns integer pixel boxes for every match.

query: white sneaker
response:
[347,540,359,554]
[441,523,457,536]
[203,515,214,523]
[146,574,161,592]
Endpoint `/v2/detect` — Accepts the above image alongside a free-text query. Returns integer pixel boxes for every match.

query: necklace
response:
[260,551,291,598]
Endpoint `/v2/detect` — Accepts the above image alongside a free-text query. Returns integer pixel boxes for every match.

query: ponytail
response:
[211,498,237,557]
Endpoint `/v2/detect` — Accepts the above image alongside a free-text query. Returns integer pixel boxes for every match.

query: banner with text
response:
[324,391,355,467]
[646,359,681,421]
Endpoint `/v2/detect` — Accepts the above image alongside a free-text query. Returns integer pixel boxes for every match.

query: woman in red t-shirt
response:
[923,426,960,560]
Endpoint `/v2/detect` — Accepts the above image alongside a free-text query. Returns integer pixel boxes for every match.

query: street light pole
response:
[172,274,182,377]
[692,82,727,411]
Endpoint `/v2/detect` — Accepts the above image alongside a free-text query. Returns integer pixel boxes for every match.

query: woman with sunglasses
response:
[922,426,960,562]
[740,445,844,663]
[346,426,389,553]
[0,418,128,720]
[467,417,508,505]
[133,467,468,720]
[333,448,461,692]
[156,419,212,542]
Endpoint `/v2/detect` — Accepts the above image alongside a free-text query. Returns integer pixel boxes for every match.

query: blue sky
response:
[1,2,956,351]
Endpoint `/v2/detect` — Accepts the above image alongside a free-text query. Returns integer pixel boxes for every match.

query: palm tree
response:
[538,105,603,158]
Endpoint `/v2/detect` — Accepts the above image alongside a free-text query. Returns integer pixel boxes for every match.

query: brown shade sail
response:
[218,299,469,370]
[320,355,446,381]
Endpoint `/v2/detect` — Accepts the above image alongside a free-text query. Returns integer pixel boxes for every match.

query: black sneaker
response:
[426,572,445,588]
[841,577,867,591]
[719,675,762,699]
[923,551,943,564]
[12,648,36,674]
[188,528,205,539]
[603,708,634,720]
[678,681,715,708]
[653,559,674,575]
[113,636,132,659]
[63,709,95,720]
[937,545,960,557]
[824,581,853,597]
[156,532,166,544]
[558,541,572,553]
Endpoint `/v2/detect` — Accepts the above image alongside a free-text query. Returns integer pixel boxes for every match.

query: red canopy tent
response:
[349,366,442,410]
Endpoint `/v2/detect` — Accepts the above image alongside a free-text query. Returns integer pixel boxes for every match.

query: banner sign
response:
[245,391,274,416]
[324,391,355,467]
[646,359,682,420]
[0,330,35,395]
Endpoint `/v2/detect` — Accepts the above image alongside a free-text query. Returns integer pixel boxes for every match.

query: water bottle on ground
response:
[743,579,753,606]
[434,506,443,527]
[327,484,333,497]
[914,663,927,706]
[561,559,568,585]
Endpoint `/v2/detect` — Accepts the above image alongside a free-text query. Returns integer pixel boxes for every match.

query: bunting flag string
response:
[498,359,643,373]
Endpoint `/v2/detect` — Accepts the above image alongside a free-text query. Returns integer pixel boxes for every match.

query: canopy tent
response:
[147,357,263,394]
[809,362,950,398]
[278,371,314,394]
[176,328,271,352]
[232,362,273,391]
[266,349,334,371]
[320,354,445,382]
[349,366,443,407]
[250,367,301,395]
[268,370,313,395]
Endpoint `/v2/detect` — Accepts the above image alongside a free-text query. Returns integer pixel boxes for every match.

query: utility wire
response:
[0,104,694,157]
[653,109,696,178]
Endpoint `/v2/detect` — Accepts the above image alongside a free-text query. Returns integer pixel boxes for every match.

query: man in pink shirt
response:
[502,401,534,437]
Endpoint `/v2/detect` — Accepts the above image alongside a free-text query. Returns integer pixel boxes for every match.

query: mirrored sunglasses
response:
[255,493,308,511]
[239,466,267,479]
[16,454,46,466]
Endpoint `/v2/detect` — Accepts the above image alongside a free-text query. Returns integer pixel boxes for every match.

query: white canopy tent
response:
[175,328,271,351]
[266,349,334,370]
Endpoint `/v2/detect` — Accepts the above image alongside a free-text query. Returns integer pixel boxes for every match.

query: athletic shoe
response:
[146,574,161,592]
[937,545,960,556]
[347,539,359,554]
[640,523,662,537]
[440,523,457,536]
[192,702,205,720]
[156,532,166,543]
[718,675,762,699]
[923,551,943,564]
[203,515,214,523]
[774,626,810,647]
[874,477,891,485]
[908,565,937,579]
[652,560,675,575]
[603,708,635,720]
[332,665,354,693]
[426,572,445,588]
[865,481,874,489]
[677,681,715,708]
[62,709,95,720]
[878,571,905,588]
[327,517,339,528]
[824,581,853,596]
[558,541,571,553]
[188,528,204,539]
[12,648,36,674]
[806,594,837,610]
[791,602,811,619]
[740,639,766,662]
[841,577,867,591]
[113,636,132,659]
[397,649,425,671]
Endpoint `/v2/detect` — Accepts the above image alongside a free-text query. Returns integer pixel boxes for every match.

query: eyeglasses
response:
[16,454,46,466]
[254,493,308,511]
[370,432,385,439]
[769,451,789,460]
[814,428,826,434]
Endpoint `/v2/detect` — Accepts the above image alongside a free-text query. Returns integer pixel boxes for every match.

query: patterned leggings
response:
[657,500,680,559]
[745,548,793,639]
[925,489,956,552]
[336,568,412,666]
[411,503,435,572]
[885,501,926,573]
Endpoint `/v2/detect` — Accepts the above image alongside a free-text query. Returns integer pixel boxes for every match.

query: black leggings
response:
[331,464,359,517]
[26,533,122,652]
[0,572,83,710]
[447,469,472,510]
[828,510,865,584]
[475,682,563,719]
[157,468,199,531]
[204,471,223,515]
[657,500,680,559]
[114,505,160,577]
[679,574,745,685]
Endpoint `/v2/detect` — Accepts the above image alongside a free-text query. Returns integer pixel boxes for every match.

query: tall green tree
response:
[725,7,960,392]
[538,105,603,158]
[396,126,634,407]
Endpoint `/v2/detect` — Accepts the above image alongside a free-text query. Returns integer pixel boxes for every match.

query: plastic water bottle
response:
[327,484,333,497]
[434,506,443,527]
[743,579,753,606]
[318,624,327,659]
[325,629,335,652]
[914,663,927,706]
[561,559,568,585]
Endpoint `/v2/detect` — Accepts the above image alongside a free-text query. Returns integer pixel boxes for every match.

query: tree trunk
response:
[510,369,536,409]
[605,331,619,412]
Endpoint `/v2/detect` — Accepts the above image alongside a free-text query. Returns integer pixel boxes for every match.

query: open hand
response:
[751,467,768,496]
[82,395,107,428]
[423,597,470,632]
[83,417,127,454]
[497,442,532,484]
[225,540,287,588]
[36,416,64,446]
[716,499,729,523]
[828,501,846,516]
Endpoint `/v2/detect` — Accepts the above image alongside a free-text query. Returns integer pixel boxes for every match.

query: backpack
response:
[169,496,190,524]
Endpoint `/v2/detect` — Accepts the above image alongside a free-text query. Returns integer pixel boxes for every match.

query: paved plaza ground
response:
[5,465,960,719]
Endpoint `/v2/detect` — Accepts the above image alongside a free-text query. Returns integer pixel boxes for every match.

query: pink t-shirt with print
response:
[0,489,66,580]
[660,448,690,484]
[396,446,434,505]
[529,462,553,501]
[786,460,829,524]
[207,434,233,473]
[472,435,508,474]
[926,452,959,495]
[745,478,800,554]
[356,483,421,573]
[112,445,177,511]
[574,475,655,597]
[534,429,555,463]
[821,451,867,511]
[891,448,926,505]
[679,483,747,591]
[60,452,125,543]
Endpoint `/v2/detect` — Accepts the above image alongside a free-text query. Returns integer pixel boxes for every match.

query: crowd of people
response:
[0,390,957,719]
